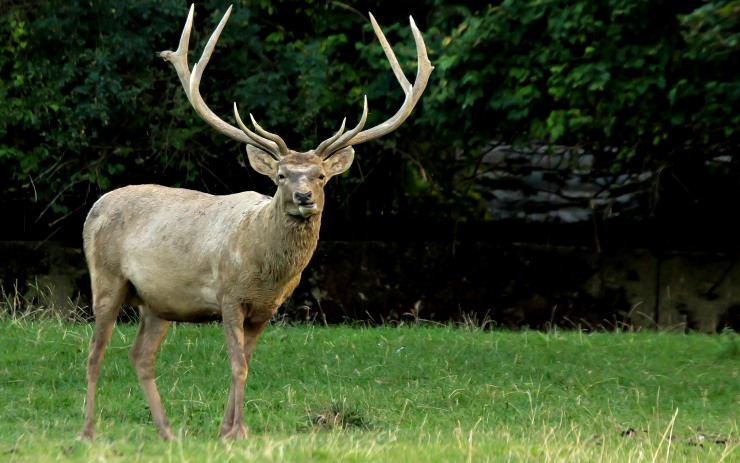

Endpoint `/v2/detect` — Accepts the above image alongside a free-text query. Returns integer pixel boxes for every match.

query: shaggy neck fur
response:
[271,202,322,268]
[242,195,322,284]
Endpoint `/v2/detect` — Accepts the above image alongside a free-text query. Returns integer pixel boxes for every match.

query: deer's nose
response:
[294,191,313,204]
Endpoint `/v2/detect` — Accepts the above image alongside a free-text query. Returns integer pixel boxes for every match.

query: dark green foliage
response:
[1,0,738,239]
[427,1,739,215]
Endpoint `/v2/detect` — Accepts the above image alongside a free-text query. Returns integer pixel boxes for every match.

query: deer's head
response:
[246,147,353,218]
[160,4,433,218]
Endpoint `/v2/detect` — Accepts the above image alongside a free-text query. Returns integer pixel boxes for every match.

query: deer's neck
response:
[236,197,322,282]
[268,201,322,265]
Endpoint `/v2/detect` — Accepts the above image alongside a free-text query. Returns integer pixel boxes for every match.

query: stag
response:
[79,4,432,440]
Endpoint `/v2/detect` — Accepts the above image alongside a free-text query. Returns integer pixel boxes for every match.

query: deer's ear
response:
[323,147,354,179]
[247,145,279,181]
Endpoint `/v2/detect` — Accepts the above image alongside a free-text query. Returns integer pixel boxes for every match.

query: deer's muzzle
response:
[294,191,313,204]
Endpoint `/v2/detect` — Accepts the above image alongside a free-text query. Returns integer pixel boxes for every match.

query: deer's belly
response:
[133,284,221,318]
[154,308,223,323]
[123,260,222,319]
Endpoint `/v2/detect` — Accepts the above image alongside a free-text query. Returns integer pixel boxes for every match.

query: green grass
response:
[0,319,737,462]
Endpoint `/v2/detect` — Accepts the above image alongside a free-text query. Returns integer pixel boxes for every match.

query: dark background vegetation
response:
[1,0,739,247]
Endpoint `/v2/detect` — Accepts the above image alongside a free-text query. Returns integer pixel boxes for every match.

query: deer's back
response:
[84,184,269,247]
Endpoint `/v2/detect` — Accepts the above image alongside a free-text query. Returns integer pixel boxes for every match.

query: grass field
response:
[0,318,737,462]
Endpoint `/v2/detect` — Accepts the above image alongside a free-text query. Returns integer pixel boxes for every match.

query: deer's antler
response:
[314,13,434,159]
[161,5,433,162]
[160,4,288,160]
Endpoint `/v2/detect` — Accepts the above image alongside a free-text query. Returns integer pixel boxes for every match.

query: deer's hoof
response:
[158,428,176,441]
[220,424,247,440]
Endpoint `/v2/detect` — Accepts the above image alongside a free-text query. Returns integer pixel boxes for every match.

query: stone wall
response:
[1,241,737,332]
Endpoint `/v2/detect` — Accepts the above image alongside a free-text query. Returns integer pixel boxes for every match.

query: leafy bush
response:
[1,0,738,240]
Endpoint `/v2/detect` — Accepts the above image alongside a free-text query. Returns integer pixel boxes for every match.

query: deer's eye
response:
[278,174,286,181]
[318,174,326,181]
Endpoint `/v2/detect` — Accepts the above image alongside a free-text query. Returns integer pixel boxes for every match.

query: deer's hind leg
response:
[79,275,127,440]
[129,306,173,440]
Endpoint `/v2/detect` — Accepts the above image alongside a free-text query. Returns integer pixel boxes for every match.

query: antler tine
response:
[349,14,433,145]
[370,13,412,93]
[314,118,347,158]
[233,104,284,159]
[317,14,433,158]
[321,96,369,158]
[248,114,290,157]
[159,4,195,103]
[161,4,283,159]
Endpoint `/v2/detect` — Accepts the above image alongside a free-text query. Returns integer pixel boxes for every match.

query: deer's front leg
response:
[219,309,272,439]
[219,304,247,439]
